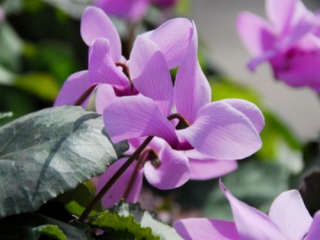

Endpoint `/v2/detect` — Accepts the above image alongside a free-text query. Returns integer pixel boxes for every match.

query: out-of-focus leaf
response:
[0,111,13,120]
[2,0,23,14]
[42,0,91,19]
[0,106,128,218]
[0,65,16,85]
[33,225,67,240]
[176,0,190,15]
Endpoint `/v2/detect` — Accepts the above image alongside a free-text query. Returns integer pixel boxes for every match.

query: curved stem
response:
[78,136,154,222]
[74,84,97,106]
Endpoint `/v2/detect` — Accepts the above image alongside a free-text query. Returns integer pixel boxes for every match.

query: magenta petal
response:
[178,101,262,160]
[54,70,90,107]
[103,95,178,145]
[130,36,173,116]
[144,144,189,189]
[95,84,117,114]
[148,18,193,68]
[268,190,312,240]
[220,181,286,240]
[174,218,240,240]
[89,38,129,90]
[81,6,121,61]
[222,99,265,133]
[174,23,211,124]
[305,211,320,240]
[97,158,143,208]
[236,11,275,56]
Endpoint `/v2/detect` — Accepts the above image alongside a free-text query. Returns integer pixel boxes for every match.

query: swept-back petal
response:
[174,23,211,124]
[268,190,312,240]
[97,158,143,208]
[95,84,118,114]
[144,143,189,189]
[178,101,262,160]
[223,99,265,133]
[220,181,285,240]
[306,211,320,240]
[103,95,178,145]
[148,18,193,68]
[54,70,91,107]
[174,218,240,240]
[130,36,173,116]
[81,6,121,61]
[89,38,129,90]
[236,11,275,56]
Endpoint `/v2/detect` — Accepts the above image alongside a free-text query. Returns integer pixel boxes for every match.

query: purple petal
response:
[220,181,286,240]
[81,6,121,61]
[95,84,118,114]
[268,190,312,240]
[103,95,178,146]
[174,23,211,124]
[236,11,275,56]
[89,38,129,90]
[174,218,240,240]
[148,18,193,68]
[247,49,277,71]
[151,0,177,8]
[178,101,262,160]
[97,158,143,208]
[222,99,265,133]
[144,143,189,189]
[54,70,91,107]
[305,211,320,240]
[130,36,173,116]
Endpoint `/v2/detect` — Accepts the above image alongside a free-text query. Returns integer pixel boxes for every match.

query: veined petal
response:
[222,99,265,133]
[178,101,262,160]
[95,84,118,114]
[144,143,189,189]
[148,18,193,68]
[268,190,312,240]
[103,95,178,145]
[220,181,286,240]
[130,36,173,116]
[81,6,121,61]
[305,211,320,240]
[174,22,211,124]
[174,218,240,240]
[97,158,143,208]
[54,70,91,107]
[89,38,129,90]
[236,11,275,56]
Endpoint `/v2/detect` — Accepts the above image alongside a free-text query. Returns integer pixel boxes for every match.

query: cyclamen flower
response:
[237,0,320,92]
[174,181,320,240]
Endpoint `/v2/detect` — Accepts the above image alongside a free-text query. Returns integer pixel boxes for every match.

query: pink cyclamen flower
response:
[237,0,320,92]
[174,181,320,240]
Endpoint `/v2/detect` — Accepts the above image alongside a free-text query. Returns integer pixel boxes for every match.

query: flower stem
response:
[78,136,154,222]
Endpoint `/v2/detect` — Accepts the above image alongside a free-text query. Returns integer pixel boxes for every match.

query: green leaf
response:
[0,112,13,120]
[0,106,128,218]
[33,225,66,240]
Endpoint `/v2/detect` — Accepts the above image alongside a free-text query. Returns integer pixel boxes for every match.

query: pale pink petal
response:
[236,11,275,56]
[174,23,211,124]
[305,211,320,240]
[148,18,193,68]
[130,36,173,116]
[178,101,262,160]
[95,84,118,114]
[81,6,121,61]
[220,181,286,240]
[54,70,91,107]
[103,95,178,146]
[97,158,143,208]
[89,38,129,90]
[174,218,240,240]
[144,145,189,189]
[268,190,312,240]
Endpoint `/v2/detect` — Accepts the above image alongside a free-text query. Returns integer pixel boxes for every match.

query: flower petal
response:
[95,84,118,114]
[130,36,173,116]
[103,95,178,146]
[144,142,189,189]
[236,11,275,56]
[89,38,129,90]
[174,218,240,240]
[305,211,320,240]
[178,101,262,160]
[81,6,121,61]
[97,158,143,208]
[220,181,286,240]
[174,22,211,124]
[54,70,91,107]
[268,190,312,240]
[148,18,193,68]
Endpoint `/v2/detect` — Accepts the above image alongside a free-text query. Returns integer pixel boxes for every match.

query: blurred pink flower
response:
[0,7,5,23]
